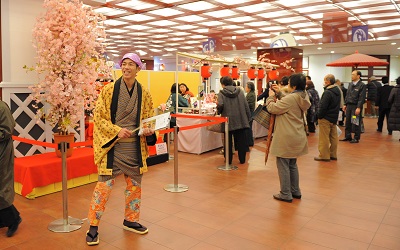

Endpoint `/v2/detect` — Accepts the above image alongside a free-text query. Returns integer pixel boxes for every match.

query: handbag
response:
[252,104,271,129]
[206,113,224,133]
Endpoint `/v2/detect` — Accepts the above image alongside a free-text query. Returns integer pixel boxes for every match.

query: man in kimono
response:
[86,53,156,245]
[0,100,22,237]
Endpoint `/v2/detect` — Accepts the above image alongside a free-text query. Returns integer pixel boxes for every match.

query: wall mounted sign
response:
[352,25,368,42]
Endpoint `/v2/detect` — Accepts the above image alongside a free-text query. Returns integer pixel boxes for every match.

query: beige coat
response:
[266,91,311,158]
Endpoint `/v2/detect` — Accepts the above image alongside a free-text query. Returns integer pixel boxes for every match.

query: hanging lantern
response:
[201,63,212,80]
[231,65,239,80]
[257,68,265,80]
[268,68,279,80]
[220,65,230,77]
[247,66,257,80]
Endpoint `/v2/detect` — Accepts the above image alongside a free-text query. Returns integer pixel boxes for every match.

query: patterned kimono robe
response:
[93,77,156,176]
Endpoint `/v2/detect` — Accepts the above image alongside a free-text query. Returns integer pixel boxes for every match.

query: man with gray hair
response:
[314,74,341,161]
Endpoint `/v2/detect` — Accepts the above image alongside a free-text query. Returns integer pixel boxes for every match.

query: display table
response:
[14,147,98,199]
[177,116,223,154]
[253,121,268,138]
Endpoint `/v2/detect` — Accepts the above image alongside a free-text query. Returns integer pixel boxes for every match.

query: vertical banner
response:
[352,25,368,42]
[202,38,216,53]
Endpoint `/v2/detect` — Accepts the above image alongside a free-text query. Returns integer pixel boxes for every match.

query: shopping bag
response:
[338,110,343,121]
[336,125,342,137]
[252,104,271,129]
[351,115,360,126]
[206,114,224,133]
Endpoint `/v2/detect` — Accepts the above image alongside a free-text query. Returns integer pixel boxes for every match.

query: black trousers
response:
[246,121,254,147]
[377,108,391,132]
[344,104,363,140]
[0,205,20,228]
[224,128,249,164]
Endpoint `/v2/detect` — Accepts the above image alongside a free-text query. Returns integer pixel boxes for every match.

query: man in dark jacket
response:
[314,74,341,161]
[366,76,381,117]
[376,76,393,134]
[341,70,366,143]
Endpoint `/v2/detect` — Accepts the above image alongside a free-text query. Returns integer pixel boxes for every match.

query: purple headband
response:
[119,53,144,69]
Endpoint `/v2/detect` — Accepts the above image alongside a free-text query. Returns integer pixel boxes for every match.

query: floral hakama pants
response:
[88,175,142,226]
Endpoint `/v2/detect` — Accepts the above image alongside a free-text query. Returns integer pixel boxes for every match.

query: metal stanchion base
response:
[48,217,83,233]
[169,155,174,160]
[164,184,189,193]
[217,165,238,171]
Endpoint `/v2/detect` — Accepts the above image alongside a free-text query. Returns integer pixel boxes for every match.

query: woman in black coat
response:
[245,82,256,146]
[388,76,400,139]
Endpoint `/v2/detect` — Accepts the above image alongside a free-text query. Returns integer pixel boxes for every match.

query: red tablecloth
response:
[14,147,97,197]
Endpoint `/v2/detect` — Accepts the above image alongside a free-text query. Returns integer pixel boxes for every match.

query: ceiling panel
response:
[85,0,400,61]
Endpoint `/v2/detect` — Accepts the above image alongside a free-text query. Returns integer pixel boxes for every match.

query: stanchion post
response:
[164,126,188,193]
[48,141,82,233]
[218,117,238,171]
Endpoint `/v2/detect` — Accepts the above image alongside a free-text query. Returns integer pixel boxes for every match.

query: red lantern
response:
[257,68,265,79]
[201,64,211,80]
[220,65,230,77]
[231,65,239,80]
[247,67,257,80]
[268,68,279,80]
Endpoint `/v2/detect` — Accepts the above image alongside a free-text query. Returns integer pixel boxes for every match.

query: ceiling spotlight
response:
[232,36,236,39]
[391,42,397,45]
[317,47,322,50]
[331,51,334,53]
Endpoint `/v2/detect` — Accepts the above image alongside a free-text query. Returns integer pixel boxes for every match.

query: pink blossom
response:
[30,0,108,135]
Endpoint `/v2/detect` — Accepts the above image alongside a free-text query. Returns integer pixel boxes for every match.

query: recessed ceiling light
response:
[317,47,322,50]
[331,51,335,53]
[391,42,397,45]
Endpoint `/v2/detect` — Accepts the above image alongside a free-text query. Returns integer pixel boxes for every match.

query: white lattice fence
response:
[0,82,85,157]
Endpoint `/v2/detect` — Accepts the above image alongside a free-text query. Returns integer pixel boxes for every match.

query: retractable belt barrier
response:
[12,114,227,146]
[12,136,93,149]
[12,114,230,202]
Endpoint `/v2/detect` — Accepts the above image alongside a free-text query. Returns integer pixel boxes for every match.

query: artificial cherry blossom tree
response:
[29,0,108,135]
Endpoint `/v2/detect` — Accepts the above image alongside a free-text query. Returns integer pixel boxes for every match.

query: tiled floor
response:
[1,118,400,249]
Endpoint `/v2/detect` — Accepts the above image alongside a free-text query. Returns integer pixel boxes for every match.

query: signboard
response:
[352,25,368,42]
[202,38,216,53]
[155,143,168,155]
[270,33,296,48]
